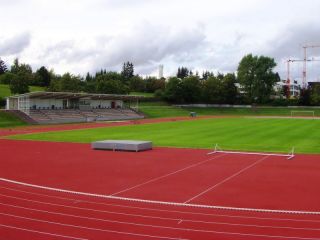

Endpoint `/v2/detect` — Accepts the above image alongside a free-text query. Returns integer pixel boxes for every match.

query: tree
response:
[0,58,8,74]
[35,66,51,87]
[145,77,165,93]
[48,73,83,92]
[60,73,82,92]
[10,58,34,84]
[310,84,320,106]
[298,88,311,106]
[96,72,129,94]
[129,75,145,92]
[0,72,16,84]
[163,77,183,102]
[220,73,238,104]
[202,76,222,103]
[180,75,201,103]
[237,54,278,103]
[9,72,30,94]
[121,62,134,82]
[177,67,190,79]
[202,71,214,80]
[85,72,93,82]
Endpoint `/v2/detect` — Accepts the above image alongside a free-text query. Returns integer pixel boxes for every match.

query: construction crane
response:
[286,58,320,97]
[302,45,320,88]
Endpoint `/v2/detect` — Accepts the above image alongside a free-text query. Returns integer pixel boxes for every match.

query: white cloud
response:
[0,32,31,56]
[0,0,319,79]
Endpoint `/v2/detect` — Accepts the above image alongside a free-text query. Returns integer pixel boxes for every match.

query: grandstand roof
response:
[8,91,144,100]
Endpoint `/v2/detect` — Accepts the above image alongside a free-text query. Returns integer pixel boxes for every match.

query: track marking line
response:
[110,154,226,196]
[2,200,320,231]
[2,212,320,240]
[0,193,178,222]
[2,186,320,223]
[184,155,270,204]
[1,213,188,240]
[0,224,88,240]
[1,178,320,215]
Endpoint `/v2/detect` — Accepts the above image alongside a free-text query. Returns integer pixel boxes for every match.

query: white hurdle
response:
[208,144,295,160]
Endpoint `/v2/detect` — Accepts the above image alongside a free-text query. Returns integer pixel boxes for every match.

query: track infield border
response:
[2,178,320,216]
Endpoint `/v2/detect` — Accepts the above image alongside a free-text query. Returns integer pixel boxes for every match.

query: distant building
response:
[275,80,301,97]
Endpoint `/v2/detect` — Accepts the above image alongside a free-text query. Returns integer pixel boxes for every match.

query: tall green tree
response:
[180,75,201,103]
[0,58,8,74]
[202,76,222,103]
[221,73,238,104]
[35,66,51,87]
[163,77,183,102]
[237,54,278,103]
[121,62,134,82]
[177,67,190,79]
[9,72,30,94]
[10,58,34,84]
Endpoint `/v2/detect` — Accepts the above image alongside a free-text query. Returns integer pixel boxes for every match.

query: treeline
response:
[0,59,165,95]
[1,54,319,106]
[161,73,238,104]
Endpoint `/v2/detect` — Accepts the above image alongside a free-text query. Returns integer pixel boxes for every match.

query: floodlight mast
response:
[302,45,320,88]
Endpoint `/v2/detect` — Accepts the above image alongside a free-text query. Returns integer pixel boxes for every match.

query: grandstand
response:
[5,92,144,124]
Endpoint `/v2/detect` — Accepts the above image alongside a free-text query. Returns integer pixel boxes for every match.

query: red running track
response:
[1,139,320,239]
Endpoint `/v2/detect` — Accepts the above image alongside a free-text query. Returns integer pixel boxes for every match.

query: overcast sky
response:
[1,0,320,81]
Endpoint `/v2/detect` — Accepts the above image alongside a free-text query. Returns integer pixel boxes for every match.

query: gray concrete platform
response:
[91,140,152,152]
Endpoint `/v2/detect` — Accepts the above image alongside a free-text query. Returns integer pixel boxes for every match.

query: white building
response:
[275,80,301,97]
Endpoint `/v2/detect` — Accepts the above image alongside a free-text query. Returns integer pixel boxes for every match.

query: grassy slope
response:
[138,101,189,118]
[130,92,155,97]
[10,118,320,154]
[0,111,27,128]
[0,84,44,98]
[0,84,44,127]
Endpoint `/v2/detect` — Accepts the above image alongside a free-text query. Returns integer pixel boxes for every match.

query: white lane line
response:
[0,224,88,240]
[0,193,178,222]
[1,178,320,215]
[184,155,269,203]
[2,202,320,232]
[2,212,320,240]
[2,186,320,224]
[110,154,226,196]
[1,213,188,240]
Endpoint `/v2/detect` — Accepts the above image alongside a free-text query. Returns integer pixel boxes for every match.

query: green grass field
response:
[185,107,320,116]
[0,111,27,128]
[137,102,320,118]
[10,118,320,154]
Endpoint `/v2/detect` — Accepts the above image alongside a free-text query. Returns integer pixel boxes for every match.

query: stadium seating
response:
[28,108,143,124]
